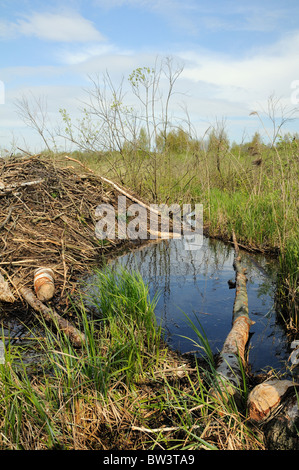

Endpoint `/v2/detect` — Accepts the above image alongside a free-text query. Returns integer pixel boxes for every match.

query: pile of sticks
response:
[0,154,129,346]
[0,155,124,298]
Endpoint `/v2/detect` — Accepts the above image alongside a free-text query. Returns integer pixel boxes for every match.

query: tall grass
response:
[84,266,163,384]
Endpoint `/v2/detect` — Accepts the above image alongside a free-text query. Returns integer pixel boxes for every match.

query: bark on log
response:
[263,393,299,450]
[213,232,254,402]
[14,278,85,348]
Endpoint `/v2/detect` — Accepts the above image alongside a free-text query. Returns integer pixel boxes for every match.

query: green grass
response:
[84,266,163,385]
[204,188,283,248]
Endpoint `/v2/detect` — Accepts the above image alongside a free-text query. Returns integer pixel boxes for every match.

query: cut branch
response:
[14,277,85,348]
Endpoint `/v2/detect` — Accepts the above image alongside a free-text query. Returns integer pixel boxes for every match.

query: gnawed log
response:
[247,379,298,423]
[34,267,55,301]
[14,278,85,348]
[0,273,15,303]
[248,378,299,450]
[213,232,254,403]
[247,378,299,449]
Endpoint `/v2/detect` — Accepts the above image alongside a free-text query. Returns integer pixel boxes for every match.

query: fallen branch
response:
[0,179,44,196]
[131,424,201,433]
[14,277,85,348]
[213,231,254,403]
[64,155,162,217]
[16,147,41,159]
[67,154,190,240]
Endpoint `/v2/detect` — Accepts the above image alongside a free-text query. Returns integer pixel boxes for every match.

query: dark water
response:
[105,236,289,374]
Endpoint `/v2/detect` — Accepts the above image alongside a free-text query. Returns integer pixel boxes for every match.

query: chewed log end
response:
[247,379,298,424]
[34,267,55,302]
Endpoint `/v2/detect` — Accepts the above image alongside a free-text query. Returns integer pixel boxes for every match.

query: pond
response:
[101,236,290,374]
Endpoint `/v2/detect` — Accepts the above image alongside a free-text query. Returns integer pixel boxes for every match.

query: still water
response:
[106,236,289,374]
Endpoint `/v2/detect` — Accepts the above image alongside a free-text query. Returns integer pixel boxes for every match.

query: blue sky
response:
[1,0,299,151]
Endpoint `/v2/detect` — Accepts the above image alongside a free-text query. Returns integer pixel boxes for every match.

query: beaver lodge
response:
[0,155,127,287]
[0,155,145,320]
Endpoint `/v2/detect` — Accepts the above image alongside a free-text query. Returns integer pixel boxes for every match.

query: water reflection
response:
[102,237,289,373]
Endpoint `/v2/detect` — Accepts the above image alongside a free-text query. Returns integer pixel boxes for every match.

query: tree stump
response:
[247,378,299,449]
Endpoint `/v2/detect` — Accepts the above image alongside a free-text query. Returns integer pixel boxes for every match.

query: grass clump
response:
[84,266,163,385]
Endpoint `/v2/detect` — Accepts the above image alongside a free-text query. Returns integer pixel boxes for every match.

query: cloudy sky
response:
[1,0,299,152]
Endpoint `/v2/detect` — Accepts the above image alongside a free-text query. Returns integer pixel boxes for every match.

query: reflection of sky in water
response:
[103,237,289,373]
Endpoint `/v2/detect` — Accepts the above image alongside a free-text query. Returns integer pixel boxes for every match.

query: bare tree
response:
[250,93,298,147]
[58,56,186,200]
[15,92,56,152]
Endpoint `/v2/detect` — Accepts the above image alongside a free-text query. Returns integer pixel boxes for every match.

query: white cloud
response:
[2,15,299,150]
[93,0,295,36]
[0,20,18,39]
[178,31,299,110]
[93,0,200,35]
[59,43,134,65]
[1,11,105,43]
